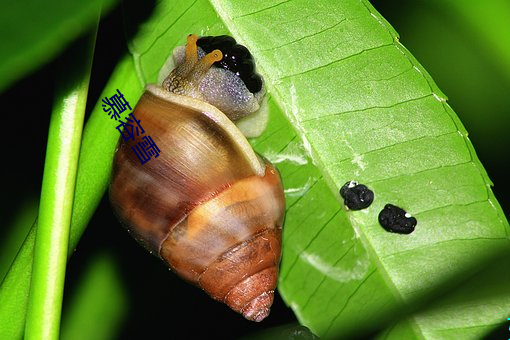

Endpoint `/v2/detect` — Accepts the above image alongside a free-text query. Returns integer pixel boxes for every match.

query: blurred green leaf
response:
[431,0,510,83]
[61,253,128,340]
[0,198,38,282]
[0,0,117,92]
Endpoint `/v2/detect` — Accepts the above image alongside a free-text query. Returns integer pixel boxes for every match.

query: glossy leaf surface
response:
[124,0,510,337]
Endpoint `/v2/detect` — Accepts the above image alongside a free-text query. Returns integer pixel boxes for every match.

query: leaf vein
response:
[381,237,508,260]
[414,199,489,217]
[279,43,393,80]
[301,243,355,312]
[257,18,347,52]
[234,0,293,19]
[282,204,340,282]
[366,161,474,186]
[324,268,377,335]
[302,94,432,123]
[332,130,459,166]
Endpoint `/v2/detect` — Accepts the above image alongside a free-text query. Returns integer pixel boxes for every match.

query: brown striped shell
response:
[109,39,285,321]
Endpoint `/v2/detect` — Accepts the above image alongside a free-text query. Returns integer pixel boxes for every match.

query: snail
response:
[109,34,285,322]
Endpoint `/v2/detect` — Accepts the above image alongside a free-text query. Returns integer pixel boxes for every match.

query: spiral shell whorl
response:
[160,163,284,321]
[110,88,284,321]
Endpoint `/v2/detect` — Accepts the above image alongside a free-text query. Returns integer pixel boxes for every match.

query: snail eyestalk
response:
[163,34,223,97]
[187,49,222,85]
[185,34,199,64]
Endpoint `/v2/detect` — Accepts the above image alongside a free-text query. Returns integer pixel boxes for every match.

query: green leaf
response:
[428,0,510,83]
[0,198,38,282]
[372,0,510,198]
[125,0,510,337]
[0,0,117,92]
[60,253,128,340]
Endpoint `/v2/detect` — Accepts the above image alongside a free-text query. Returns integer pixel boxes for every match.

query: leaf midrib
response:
[207,0,505,337]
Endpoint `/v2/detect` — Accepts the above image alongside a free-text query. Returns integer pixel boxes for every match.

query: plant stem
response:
[0,54,141,340]
[24,26,98,340]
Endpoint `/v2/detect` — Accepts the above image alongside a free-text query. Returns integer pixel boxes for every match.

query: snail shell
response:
[109,35,285,322]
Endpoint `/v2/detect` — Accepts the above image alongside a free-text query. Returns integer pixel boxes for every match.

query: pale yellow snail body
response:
[109,35,285,321]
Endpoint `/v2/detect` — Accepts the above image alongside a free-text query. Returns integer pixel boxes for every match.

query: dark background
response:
[1,1,508,338]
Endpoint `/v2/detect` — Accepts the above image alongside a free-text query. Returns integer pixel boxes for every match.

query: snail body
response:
[110,35,285,321]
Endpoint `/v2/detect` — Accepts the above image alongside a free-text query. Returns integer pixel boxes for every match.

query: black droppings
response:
[378,204,417,234]
[197,35,262,93]
[339,180,374,210]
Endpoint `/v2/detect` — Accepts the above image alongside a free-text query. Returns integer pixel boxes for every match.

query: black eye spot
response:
[197,35,262,94]
[235,60,255,76]
[196,35,214,47]
[378,204,417,234]
[244,74,262,93]
[339,181,374,210]
[230,44,252,61]
[210,35,237,51]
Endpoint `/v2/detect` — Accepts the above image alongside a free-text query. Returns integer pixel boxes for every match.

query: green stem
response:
[24,27,97,340]
[0,54,140,340]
